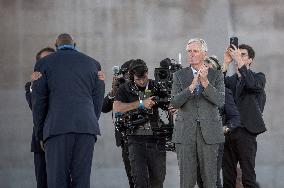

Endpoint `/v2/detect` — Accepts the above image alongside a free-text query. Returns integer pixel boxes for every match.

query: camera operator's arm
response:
[170,72,196,109]
[113,97,155,113]
[102,77,119,113]
[102,95,114,113]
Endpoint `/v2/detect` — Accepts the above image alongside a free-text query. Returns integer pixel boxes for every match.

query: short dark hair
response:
[239,44,255,59]
[55,33,74,47]
[36,47,55,61]
[129,59,148,80]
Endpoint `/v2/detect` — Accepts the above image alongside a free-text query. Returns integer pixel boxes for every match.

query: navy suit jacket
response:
[32,49,105,141]
[25,81,42,152]
[224,87,241,129]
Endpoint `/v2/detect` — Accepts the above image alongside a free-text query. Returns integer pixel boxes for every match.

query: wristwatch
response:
[139,99,144,109]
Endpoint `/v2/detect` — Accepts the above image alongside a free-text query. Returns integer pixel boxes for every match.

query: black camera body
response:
[153,58,182,110]
[153,58,182,151]
[114,108,152,135]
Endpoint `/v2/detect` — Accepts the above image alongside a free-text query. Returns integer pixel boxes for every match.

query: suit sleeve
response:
[202,71,225,108]
[32,73,49,141]
[170,72,195,109]
[25,82,32,110]
[238,65,266,92]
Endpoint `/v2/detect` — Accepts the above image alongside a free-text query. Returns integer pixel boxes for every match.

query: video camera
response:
[114,108,153,135]
[152,58,182,151]
[153,58,182,110]
[112,65,129,77]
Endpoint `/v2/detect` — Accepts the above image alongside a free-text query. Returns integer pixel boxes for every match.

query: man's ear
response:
[248,58,253,66]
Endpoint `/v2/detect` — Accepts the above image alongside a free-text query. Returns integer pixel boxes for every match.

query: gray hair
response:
[185,38,208,52]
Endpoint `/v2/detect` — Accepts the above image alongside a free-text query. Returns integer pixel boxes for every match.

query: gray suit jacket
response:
[171,67,225,144]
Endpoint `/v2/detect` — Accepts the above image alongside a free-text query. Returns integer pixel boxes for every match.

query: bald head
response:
[55,33,75,48]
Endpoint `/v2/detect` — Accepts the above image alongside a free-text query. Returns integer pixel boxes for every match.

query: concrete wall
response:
[0,0,282,187]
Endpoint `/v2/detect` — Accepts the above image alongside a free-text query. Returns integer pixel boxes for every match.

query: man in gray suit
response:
[171,38,225,188]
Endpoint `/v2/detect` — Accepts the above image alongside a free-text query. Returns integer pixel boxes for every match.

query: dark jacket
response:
[102,95,124,146]
[32,49,105,141]
[25,81,42,152]
[224,87,241,130]
[225,65,266,134]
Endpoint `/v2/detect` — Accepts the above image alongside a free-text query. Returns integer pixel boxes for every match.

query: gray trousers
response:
[176,126,219,188]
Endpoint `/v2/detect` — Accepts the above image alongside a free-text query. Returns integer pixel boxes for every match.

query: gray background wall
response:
[0,0,283,187]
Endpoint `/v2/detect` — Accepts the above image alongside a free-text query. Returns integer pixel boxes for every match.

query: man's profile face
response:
[134,72,148,87]
[187,42,207,66]
[240,49,252,67]
[39,51,53,59]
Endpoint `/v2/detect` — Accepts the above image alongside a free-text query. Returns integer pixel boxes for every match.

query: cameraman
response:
[101,60,134,188]
[113,59,166,188]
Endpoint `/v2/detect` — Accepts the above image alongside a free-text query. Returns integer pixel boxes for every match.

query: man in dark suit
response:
[222,43,266,188]
[25,47,55,188]
[32,33,105,188]
[171,38,225,188]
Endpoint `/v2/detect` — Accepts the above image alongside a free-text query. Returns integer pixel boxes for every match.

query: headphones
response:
[128,60,148,81]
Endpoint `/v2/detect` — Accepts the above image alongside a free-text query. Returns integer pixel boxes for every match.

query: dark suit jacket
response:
[225,65,266,134]
[224,87,241,129]
[25,81,42,152]
[32,49,105,141]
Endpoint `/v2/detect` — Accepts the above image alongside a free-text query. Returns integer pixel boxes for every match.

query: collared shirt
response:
[191,66,198,75]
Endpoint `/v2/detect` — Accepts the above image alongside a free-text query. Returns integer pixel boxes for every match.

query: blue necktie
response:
[194,71,203,94]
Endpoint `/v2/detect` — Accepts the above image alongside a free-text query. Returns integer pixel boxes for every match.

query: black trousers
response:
[121,141,134,188]
[44,133,96,188]
[34,151,48,188]
[222,128,257,188]
[128,136,166,188]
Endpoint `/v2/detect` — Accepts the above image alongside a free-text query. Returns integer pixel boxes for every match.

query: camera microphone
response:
[112,66,120,76]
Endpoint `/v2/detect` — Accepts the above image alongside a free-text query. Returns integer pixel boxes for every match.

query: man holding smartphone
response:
[222,41,266,188]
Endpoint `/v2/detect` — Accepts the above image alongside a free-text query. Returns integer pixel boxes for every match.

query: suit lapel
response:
[207,68,215,84]
[179,67,193,88]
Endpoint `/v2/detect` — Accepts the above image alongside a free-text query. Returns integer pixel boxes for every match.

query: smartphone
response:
[230,37,238,48]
